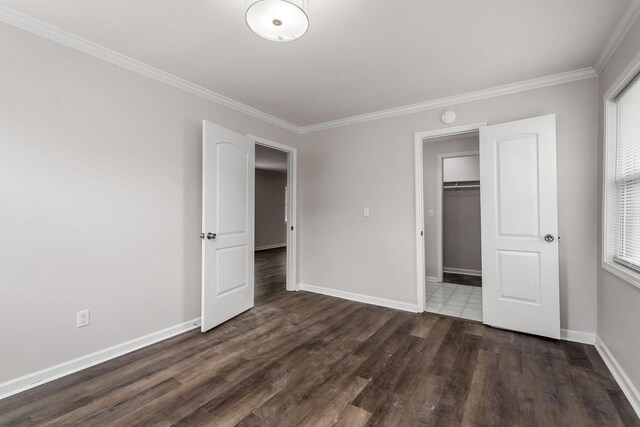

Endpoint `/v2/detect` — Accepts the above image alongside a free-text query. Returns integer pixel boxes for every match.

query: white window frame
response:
[602,50,640,291]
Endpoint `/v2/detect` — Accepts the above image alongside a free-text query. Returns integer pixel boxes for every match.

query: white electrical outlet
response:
[77,309,90,328]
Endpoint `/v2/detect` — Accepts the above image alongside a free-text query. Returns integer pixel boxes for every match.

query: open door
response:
[201,121,255,332]
[480,114,560,339]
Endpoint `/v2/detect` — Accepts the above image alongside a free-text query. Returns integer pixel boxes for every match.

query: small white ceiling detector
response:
[246,0,309,42]
[441,110,456,124]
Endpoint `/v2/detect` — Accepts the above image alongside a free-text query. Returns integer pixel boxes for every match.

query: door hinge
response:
[420,231,423,237]
[291,226,294,231]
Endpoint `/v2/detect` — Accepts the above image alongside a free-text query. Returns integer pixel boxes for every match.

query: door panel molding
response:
[480,114,560,339]
[202,121,255,332]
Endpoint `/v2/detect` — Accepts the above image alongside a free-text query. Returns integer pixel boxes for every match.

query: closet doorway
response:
[422,133,482,321]
[414,116,561,339]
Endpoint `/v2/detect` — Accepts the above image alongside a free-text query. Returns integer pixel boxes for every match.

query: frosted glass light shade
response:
[246,0,309,42]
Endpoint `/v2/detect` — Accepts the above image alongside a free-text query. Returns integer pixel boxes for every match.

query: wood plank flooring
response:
[255,247,287,303]
[1,248,638,426]
[442,272,482,287]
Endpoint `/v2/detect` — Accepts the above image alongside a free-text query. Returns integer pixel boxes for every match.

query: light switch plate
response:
[363,207,370,217]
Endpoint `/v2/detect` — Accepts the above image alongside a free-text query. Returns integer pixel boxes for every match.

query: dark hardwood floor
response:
[443,272,482,287]
[1,248,638,426]
[255,247,287,303]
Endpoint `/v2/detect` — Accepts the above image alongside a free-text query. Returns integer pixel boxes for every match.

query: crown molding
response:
[0,6,301,134]
[595,0,640,74]
[298,67,598,133]
[0,5,610,135]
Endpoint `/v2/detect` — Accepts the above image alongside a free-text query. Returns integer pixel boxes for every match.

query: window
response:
[604,72,640,287]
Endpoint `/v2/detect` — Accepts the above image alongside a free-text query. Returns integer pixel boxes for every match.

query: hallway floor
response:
[254,247,287,303]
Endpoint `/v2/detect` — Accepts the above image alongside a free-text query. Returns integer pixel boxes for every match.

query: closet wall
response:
[443,184,482,274]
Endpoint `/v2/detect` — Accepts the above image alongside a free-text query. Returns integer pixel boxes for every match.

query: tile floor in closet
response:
[425,282,482,322]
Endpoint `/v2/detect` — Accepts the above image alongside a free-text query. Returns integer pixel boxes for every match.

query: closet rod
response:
[443,184,480,189]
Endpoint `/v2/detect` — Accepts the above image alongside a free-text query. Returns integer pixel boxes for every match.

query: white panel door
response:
[201,121,255,332]
[480,114,560,339]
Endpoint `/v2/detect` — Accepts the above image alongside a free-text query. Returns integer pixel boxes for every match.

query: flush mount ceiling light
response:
[246,0,309,42]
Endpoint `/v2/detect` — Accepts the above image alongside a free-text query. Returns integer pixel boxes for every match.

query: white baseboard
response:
[425,276,439,283]
[0,318,201,400]
[595,337,640,418]
[560,329,596,345]
[255,243,286,251]
[443,267,482,276]
[299,283,419,313]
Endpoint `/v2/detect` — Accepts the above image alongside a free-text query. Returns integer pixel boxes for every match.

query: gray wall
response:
[0,10,613,393]
[0,22,299,384]
[443,188,482,273]
[299,77,598,336]
[255,169,287,249]
[422,136,480,278]
[597,14,640,397]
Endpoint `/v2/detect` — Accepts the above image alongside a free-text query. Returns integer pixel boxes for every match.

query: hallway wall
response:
[255,169,287,249]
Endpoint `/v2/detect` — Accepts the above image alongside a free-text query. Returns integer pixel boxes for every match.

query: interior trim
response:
[255,243,287,251]
[0,5,600,135]
[0,318,201,401]
[596,336,640,418]
[298,68,597,133]
[594,0,640,73]
[560,328,596,345]
[299,283,419,313]
[602,260,640,292]
[0,5,301,134]
[443,267,482,277]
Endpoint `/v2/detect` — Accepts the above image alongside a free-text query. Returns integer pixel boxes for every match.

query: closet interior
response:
[424,136,483,321]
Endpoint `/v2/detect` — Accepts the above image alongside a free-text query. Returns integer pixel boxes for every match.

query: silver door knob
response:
[206,232,216,240]
[544,234,554,242]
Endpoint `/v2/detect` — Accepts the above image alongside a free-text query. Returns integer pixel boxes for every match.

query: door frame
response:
[248,135,298,292]
[414,122,486,312]
[435,150,480,283]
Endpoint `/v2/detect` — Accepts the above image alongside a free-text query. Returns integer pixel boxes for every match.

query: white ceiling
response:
[0,0,630,127]
[256,144,287,173]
